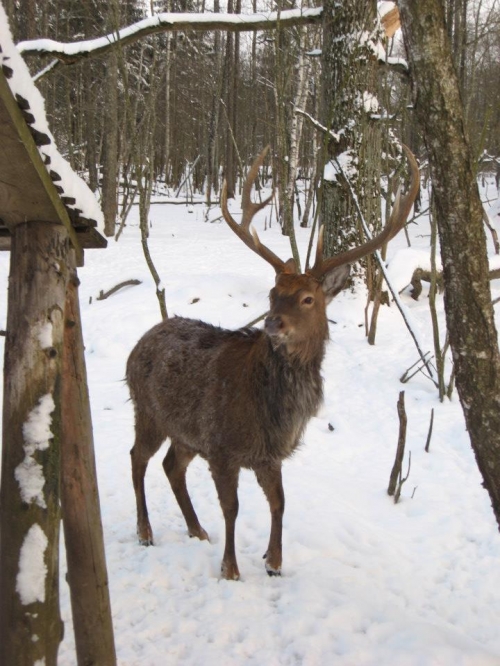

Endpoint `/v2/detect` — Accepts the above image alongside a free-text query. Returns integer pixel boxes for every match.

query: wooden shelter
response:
[0,38,116,666]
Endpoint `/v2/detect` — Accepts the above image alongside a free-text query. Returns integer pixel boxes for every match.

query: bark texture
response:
[320,0,381,282]
[399,0,500,528]
[61,260,116,666]
[0,222,69,666]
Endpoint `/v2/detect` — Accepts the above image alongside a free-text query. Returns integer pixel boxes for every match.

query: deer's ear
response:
[322,265,350,304]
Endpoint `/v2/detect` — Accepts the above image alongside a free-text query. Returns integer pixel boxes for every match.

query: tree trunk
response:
[320,0,381,280]
[0,222,69,666]
[102,50,119,237]
[399,0,500,529]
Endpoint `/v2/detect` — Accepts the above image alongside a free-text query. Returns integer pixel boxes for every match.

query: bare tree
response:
[399,0,500,530]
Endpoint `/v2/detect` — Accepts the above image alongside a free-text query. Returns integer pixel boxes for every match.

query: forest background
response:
[5,0,499,242]
[2,2,500,663]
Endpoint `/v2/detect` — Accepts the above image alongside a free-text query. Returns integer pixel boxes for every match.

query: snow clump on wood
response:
[15,394,55,509]
[16,523,48,605]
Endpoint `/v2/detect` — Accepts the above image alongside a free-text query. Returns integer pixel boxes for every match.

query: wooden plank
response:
[0,69,84,265]
[61,256,116,666]
[0,226,108,250]
[0,221,70,666]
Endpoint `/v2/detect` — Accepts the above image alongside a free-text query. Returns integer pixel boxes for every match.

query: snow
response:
[15,394,55,509]
[36,321,53,350]
[324,151,357,182]
[363,91,379,114]
[0,177,499,663]
[378,1,397,19]
[16,524,48,605]
[0,4,104,232]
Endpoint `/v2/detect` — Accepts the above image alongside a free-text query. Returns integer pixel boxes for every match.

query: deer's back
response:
[126,316,324,466]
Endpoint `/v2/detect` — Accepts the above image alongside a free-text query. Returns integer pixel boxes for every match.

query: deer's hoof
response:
[265,563,282,577]
[221,562,240,581]
[189,527,210,542]
[137,525,154,546]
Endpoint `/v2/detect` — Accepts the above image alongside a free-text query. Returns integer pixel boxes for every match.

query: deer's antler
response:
[221,146,287,274]
[308,144,420,280]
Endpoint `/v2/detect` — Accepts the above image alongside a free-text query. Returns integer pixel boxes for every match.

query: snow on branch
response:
[17,8,323,62]
[295,109,341,144]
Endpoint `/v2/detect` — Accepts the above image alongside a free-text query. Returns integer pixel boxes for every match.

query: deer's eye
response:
[302,296,314,305]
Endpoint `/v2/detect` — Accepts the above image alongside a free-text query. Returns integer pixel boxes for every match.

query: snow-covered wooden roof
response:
[0,3,106,262]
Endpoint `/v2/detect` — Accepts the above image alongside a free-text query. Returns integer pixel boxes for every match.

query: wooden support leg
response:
[0,222,69,666]
[60,252,117,666]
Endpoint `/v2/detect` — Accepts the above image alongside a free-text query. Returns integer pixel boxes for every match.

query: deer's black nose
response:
[264,316,284,336]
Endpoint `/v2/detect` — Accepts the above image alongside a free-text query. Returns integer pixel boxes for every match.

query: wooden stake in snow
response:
[388,391,410,503]
[425,408,435,453]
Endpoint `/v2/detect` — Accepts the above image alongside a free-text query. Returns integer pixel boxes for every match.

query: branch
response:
[295,109,340,144]
[96,279,142,301]
[331,153,439,387]
[17,9,323,63]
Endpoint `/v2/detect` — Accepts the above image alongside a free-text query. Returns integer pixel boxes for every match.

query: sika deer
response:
[127,145,419,580]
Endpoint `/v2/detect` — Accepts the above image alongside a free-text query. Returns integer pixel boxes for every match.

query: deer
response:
[127,145,419,581]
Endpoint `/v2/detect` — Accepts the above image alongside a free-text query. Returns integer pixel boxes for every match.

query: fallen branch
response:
[411,267,500,300]
[400,352,435,383]
[96,279,142,301]
[410,268,443,300]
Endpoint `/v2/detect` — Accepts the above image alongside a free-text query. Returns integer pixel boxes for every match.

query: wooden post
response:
[60,253,117,665]
[0,221,70,666]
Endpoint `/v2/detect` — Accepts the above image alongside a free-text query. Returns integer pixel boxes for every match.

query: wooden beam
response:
[60,255,116,666]
[0,221,70,666]
[0,69,84,265]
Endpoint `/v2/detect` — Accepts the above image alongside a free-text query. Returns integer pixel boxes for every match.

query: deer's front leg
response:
[254,463,284,576]
[211,462,240,581]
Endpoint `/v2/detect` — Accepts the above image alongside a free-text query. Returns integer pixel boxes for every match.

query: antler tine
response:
[221,147,286,274]
[241,145,273,227]
[309,143,420,280]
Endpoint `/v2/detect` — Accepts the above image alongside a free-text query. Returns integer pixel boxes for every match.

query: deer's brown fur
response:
[127,145,419,580]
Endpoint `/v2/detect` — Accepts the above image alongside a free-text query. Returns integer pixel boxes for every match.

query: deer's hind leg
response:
[163,441,209,541]
[130,420,164,546]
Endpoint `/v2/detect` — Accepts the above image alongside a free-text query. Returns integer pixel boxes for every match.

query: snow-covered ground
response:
[1,179,500,665]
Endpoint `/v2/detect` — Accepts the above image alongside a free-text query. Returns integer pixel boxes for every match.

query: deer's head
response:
[222,146,419,359]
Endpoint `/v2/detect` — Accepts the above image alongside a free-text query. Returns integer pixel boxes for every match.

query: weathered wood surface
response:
[0,67,107,259]
[61,257,116,666]
[0,68,84,264]
[0,221,70,666]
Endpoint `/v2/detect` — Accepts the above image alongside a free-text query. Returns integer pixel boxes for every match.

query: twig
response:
[394,451,412,504]
[400,351,433,383]
[175,155,201,198]
[96,279,142,301]
[483,209,500,254]
[244,311,268,328]
[425,408,434,452]
[333,156,438,388]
